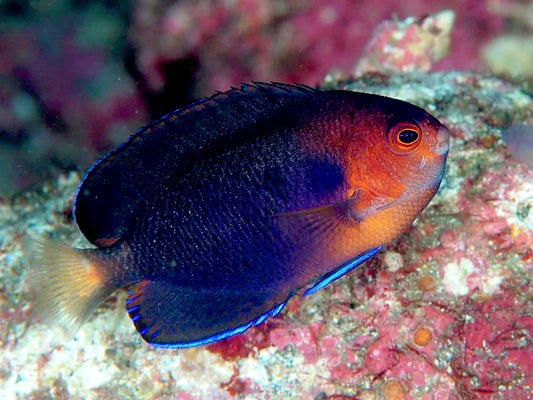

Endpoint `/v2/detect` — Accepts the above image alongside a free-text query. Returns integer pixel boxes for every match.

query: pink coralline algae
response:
[0,72,532,399]
[130,0,506,96]
[455,289,533,397]
[354,10,455,76]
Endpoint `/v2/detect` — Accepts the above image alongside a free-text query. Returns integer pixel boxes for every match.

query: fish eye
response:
[387,122,422,152]
[398,129,419,144]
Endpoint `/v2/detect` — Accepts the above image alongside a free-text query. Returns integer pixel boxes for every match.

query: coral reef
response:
[0,0,519,195]
[1,71,532,399]
[130,0,506,97]
[354,10,455,76]
[483,0,533,79]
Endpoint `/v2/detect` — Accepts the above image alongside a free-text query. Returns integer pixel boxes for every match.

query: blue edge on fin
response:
[303,245,383,296]
[149,297,290,349]
[148,245,382,348]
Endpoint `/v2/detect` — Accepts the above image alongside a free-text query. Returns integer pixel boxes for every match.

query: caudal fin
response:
[23,236,114,335]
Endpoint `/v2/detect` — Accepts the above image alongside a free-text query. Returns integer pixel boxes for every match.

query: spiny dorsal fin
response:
[141,82,316,135]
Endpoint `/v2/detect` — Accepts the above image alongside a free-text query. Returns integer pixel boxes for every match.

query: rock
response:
[1,71,532,399]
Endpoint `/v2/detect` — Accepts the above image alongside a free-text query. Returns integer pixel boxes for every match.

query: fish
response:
[24,83,450,348]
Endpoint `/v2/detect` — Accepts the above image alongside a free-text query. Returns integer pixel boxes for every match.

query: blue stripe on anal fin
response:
[270,301,288,318]
[253,313,270,327]
[253,297,290,327]
[126,279,292,348]
[303,246,383,296]
[158,299,290,348]
[165,320,255,348]
[161,299,290,348]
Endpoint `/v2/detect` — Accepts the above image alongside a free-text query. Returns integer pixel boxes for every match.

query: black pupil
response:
[398,129,419,144]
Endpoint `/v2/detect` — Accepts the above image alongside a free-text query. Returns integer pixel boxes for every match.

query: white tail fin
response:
[23,236,114,336]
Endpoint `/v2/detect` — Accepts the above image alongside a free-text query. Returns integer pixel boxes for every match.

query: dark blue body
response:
[73,83,427,346]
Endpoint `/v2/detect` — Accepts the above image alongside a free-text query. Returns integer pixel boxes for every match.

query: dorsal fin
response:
[74,83,320,246]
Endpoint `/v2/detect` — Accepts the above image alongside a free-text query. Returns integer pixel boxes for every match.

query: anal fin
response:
[304,246,383,296]
[126,279,290,348]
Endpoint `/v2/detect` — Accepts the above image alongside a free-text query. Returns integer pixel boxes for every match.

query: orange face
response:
[296,94,450,269]
[346,111,450,202]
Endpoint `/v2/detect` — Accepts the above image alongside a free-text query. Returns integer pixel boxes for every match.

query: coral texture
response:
[1,71,532,399]
[130,0,505,96]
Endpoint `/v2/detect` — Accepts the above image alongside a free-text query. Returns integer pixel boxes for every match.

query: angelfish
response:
[25,83,450,347]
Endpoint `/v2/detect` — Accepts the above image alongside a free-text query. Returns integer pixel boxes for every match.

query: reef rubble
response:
[0,71,532,399]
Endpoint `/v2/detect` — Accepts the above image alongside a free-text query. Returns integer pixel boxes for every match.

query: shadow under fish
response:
[24,83,450,348]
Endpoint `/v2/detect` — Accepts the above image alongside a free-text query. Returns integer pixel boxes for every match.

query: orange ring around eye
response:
[387,122,422,152]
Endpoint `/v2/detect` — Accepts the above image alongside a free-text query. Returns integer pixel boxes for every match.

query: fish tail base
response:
[23,236,114,336]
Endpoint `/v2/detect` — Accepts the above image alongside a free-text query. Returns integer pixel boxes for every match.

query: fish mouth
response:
[435,125,451,155]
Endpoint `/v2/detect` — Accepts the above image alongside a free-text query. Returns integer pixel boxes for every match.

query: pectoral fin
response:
[273,188,394,246]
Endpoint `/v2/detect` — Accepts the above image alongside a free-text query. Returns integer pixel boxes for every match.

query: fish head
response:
[344,99,450,203]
